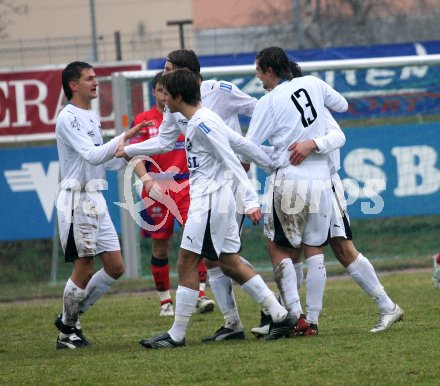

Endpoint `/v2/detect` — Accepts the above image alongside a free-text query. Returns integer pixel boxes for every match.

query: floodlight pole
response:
[167,19,193,49]
[89,0,99,61]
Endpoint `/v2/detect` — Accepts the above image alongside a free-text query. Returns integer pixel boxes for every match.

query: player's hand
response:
[246,207,262,225]
[145,179,163,201]
[124,120,154,140]
[115,136,128,159]
[288,140,318,166]
[241,162,250,172]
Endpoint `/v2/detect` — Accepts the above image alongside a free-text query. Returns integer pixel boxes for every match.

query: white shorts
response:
[329,173,352,240]
[181,188,241,260]
[264,163,332,248]
[57,190,120,261]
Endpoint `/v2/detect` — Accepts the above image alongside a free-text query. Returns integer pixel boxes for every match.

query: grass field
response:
[1,215,438,302]
[1,270,439,385]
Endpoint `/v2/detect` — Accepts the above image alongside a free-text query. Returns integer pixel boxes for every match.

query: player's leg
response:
[139,193,215,349]
[196,259,215,313]
[139,248,202,349]
[331,237,403,332]
[55,190,99,349]
[140,196,176,315]
[80,207,124,315]
[202,213,250,340]
[176,183,215,313]
[150,237,174,316]
[290,246,304,289]
[202,257,244,342]
[294,167,333,337]
[330,173,403,332]
[56,256,94,349]
[251,246,303,338]
[218,192,293,341]
[301,245,326,336]
[219,251,293,340]
[265,172,304,323]
[80,250,124,312]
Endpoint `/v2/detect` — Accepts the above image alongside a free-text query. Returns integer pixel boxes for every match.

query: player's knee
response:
[152,239,170,259]
[106,261,125,279]
[330,238,357,267]
[203,258,219,270]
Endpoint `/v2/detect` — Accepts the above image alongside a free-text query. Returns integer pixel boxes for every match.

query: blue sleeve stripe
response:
[219,82,232,93]
[198,122,211,134]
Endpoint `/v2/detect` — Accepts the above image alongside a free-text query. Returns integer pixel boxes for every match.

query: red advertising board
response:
[0,62,143,138]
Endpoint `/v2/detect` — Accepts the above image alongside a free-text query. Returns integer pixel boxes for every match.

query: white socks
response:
[294,262,304,290]
[208,267,242,330]
[305,254,326,325]
[80,268,116,313]
[273,258,302,318]
[62,278,86,330]
[242,274,287,323]
[346,253,395,312]
[168,285,199,342]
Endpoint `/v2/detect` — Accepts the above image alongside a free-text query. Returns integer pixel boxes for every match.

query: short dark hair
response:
[161,68,201,106]
[151,71,163,89]
[166,49,201,74]
[62,61,93,100]
[256,47,292,81]
[289,60,303,78]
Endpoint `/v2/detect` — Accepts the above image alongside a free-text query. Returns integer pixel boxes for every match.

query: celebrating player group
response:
[53,46,403,350]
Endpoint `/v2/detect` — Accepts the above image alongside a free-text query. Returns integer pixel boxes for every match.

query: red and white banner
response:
[0,62,143,140]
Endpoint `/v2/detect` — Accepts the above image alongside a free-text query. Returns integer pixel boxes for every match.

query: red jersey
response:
[129,105,189,178]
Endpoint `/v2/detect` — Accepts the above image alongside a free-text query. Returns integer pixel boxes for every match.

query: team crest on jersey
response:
[177,119,188,126]
[71,116,81,131]
[186,138,192,150]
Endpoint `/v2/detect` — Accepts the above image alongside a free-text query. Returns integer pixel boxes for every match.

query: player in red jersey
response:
[129,72,214,316]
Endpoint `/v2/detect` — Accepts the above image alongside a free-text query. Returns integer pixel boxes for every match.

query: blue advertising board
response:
[0,146,121,241]
[148,40,440,69]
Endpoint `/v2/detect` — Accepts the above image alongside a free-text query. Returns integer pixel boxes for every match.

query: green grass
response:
[1,271,439,385]
[0,215,438,302]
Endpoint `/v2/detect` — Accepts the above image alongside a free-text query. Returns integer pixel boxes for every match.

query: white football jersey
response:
[56,104,125,190]
[246,75,348,169]
[200,79,257,134]
[185,107,261,211]
[314,108,346,175]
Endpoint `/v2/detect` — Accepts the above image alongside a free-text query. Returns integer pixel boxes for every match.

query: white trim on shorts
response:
[329,173,352,240]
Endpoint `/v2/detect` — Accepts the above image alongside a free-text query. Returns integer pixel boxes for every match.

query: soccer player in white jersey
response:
[117,68,294,348]
[132,49,262,342]
[243,46,348,335]
[54,61,147,349]
[252,60,403,337]
[288,63,404,333]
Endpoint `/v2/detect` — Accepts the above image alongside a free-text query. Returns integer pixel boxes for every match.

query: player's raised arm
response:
[57,114,124,166]
[120,108,181,158]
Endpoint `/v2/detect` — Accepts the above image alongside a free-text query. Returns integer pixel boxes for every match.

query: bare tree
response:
[248,0,439,50]
[0,0,28,39]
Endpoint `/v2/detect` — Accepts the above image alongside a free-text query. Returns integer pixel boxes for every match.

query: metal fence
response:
[1,12,439,68]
